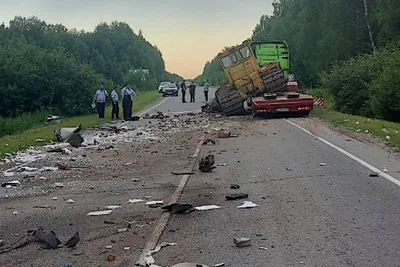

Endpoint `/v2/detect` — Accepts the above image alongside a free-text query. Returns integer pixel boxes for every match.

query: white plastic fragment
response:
[54,182,64,188]
[66,199,75,203]
[194,205,221,211]
[383,168,388,172]
[87,210,113,216]
[145,201,164,206]
[52,197,58,200]
[3,172,15,177]
[214,263,226,267]
[136,242,177,267]
[117,228,128,233]
[12,211,18,215]
[124,247,130,250]
[237,201,258,209]
[128,199,144,203]
[319,163,326,166]
[258,247,269,250]
[105,245,112,249]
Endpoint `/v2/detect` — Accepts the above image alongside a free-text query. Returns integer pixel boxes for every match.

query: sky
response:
[0,0,274,78]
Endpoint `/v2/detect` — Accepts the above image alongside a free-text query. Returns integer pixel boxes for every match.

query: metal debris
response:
[194,205,221,211]
[86,210,113,216]
[237,201,258,209]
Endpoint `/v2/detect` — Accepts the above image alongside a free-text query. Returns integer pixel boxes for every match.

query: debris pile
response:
[199,154,215,172]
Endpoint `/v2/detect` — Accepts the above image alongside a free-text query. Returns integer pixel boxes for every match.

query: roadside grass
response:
[0,90,161,157]
[308,88,400,148]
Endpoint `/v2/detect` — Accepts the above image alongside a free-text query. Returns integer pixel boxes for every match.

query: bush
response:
[0,43,102,117]
[321,45,400,122]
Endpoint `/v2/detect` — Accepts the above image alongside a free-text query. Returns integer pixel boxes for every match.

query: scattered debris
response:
[35,139,45,143]
[162,203,194,214]
[171,264,209,267]
[12,211,18,215]
[124,247,130,250]
[237,201,258,209]
[258,247,269,251]
[86,210,113,216]
[136,242,177,267]
[67,133,84,148]
[217,163,228,166]
[55,125,82,142]
[125,116,140,121]
[319,163,326,166]
[172,171,195,175]
[286,167,292,171]
[203,138,216,145]
[128,199,144,204]
[117,228,128,233]
[16,166,38,172]
[226,193,248,201]
[33,205,53,209]
[214,263,225,267]
[217,130,231,138]
[105,205,122,210]
[105,245,113,249]
[383,168,388,172]
[199,154,215,172]
[386,135,391,141]
[66,199,75,204]
[52,197,59,200]
[3,172,15,177]
[369,173,379,177]
[32,229,62,249]
[54,182,65,188]
[145,200,164,208]
[230,184,240,189]
[1,180,21,188]
[194,205,221,211]
[234,237,251,248]
[64,232,80,248]
[132,178,140,182]
[107,254,116,261]
[44,115,61,126]
[104,220,115,225]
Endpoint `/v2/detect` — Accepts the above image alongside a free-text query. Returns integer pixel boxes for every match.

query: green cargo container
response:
[252,41,289,77]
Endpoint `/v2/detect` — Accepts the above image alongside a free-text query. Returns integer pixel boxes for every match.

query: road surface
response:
[1,87,399,267]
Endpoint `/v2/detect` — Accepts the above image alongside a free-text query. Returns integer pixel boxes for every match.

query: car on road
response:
[162,82,179,97]
[158,81,170,93]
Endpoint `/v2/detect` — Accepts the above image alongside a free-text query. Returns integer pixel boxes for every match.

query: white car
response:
[158,82,170,93]
[162,83,179,97]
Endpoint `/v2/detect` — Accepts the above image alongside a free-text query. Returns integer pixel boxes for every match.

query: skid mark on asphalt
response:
[135,135,205,266]
[285,119,400,187]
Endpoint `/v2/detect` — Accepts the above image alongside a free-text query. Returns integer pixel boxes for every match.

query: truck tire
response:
[215,84,245,116]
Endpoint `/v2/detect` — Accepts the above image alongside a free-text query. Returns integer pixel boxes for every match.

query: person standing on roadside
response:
[92,81,108,119]
[180,81,187,103]
[121,84,137,120]
[203,81,210,102]
[189,81,196,103]
[111,86,120,119]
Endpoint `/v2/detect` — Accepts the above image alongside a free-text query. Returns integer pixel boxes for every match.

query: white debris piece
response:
[105,245,112,249]
[54,182,64,188]
[319,163,326,166]
[16,166,38,172]
[66,199,75,204]
[258,247,269,250]
[117,228,128,233]
[41,167,58,172]
[145,201,164,206]
[194,205,221,211]
[237,201,258,209]
[87,210,113,216]
[1,180,21,187]
[383,168,388,172]
[52,197,59,200]
[12,211,18,215]
[128,199,144,204]
[214,263,226,267]
[386,135,391,141]
[136,242,177,267]
[124,247,130,250]
[105,205,122,210]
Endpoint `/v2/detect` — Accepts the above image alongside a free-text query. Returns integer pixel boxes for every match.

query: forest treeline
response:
[196,0,400,122]
[0,16,181,118]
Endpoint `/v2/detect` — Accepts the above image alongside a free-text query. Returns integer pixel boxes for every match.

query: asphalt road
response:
[144,95,400,266]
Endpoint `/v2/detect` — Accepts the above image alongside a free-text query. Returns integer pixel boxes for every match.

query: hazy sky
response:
[0,0,274,78]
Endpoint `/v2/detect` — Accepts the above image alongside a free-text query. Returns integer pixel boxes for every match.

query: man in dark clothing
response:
[111,86,120,119]
[180,81,187,103]
[189,81,196,103]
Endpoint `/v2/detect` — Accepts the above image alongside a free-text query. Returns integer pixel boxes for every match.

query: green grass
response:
[0,90,161,157]
[308,88,400,148]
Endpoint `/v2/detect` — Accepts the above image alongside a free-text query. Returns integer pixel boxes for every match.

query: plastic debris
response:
[106,245,112,249]
[32,229,62,249]
[383,168,388,172]
[199,154,216,172]
[86,210,113,216]
[237,201,258,209]
[128,199,144,204]
[12,211,18,215]
[54,183,65,188]
[145,200,164,207]
[55,125,82,142]
[52,197,59,200]
[117,228,128,233]
[162,203,193,214]
[44,115,61,125]
[226,193,248,201]
[214,263,225,267]
[136,242,177,267]
[386,135,391,141]
[66,199,75,204]
[124,247,130,250]
[217,163,228,166]
[258,247,269,250]
[234,237,251,248]
[1,180,21,187]
[194,205,221,211]
[64,232,80,248]
[319,163,326,166]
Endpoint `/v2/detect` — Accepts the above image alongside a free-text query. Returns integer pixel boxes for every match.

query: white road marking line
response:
[285,119,400,187]
[136,136,205,266]
[137,97,170,116]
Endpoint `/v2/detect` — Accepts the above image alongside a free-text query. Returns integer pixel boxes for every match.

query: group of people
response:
[92,81,136,120]
[176,80,210,103]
